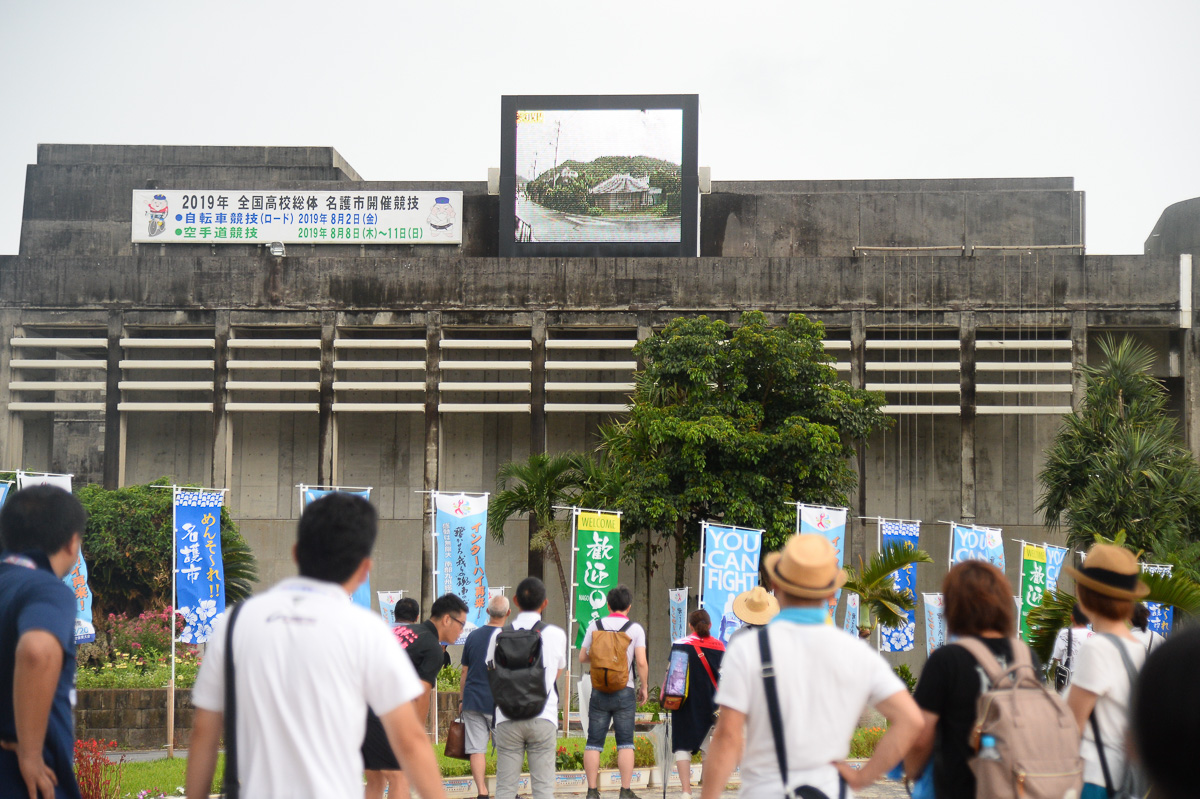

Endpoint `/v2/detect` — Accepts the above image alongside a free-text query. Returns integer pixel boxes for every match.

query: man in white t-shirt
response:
[1051,604,1093,691]
[579,584,649,799]
[485,577,567,799]
[701,535,923,799]
[184,493,446,799]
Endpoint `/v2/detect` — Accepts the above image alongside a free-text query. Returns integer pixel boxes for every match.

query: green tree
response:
[1037,336,1200,577]
[600,311,891,586]
[842,542,934,632]
[488,452,584,611]
[76,479,257,621]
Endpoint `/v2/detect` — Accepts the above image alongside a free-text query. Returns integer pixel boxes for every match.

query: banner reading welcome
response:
[174,489,225,644]
[433,492,490,644]
[1019,543,1048,640]
[572,510,621,647]
[701,523,763,644]
[878,520,920,653]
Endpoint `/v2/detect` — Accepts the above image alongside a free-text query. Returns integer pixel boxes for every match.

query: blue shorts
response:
[586,686,636,750]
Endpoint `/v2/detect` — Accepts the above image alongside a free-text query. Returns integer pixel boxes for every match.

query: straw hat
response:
[1063,544,1150,601]
[732,585,779,625]
[763,534,848,600]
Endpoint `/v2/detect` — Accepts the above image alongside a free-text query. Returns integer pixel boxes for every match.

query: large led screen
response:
[500,95,699,257]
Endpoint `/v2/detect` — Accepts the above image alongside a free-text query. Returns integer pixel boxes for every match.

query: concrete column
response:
[211,311,231,489]
[421,312,443,615]
[959,312,976,523]
[317,313,335,486]
[0,311,20,470]
[850,311,868,569]
[1071,311,1088,412]
[102,310,123,489]
[528,311,547,579]
[1181,253,1200,458]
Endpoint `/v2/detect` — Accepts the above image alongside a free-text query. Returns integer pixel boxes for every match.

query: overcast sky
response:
[1,1,1197,255]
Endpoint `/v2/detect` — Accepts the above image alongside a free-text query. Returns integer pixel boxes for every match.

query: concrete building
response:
[2,144,1196,671]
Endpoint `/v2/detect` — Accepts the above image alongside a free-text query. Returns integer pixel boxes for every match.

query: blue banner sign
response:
[174,490,226,643]
[951,523,1005,572]
[434,492,490,643]
[63,551,95,644]
[879,521,920,653]
[701,523,763,645]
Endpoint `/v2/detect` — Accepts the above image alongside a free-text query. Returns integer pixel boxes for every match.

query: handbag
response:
[444,717,469,761]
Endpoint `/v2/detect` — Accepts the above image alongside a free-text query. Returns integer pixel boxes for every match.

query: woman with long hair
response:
[668,609,725,799]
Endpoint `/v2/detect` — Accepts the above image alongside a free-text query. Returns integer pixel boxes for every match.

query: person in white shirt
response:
[1130,602,1166,653]
[1063,544,1150,799]
[485,577,567,799]
[700,534,923,799]
[1051,603,1093,691]
[184,493,446,799]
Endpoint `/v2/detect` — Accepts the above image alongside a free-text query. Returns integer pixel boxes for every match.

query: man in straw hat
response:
[1062,543,1150,798]
[700,534,923,799]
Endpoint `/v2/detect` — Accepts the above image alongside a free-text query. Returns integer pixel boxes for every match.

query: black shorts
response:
[361,709,402,771]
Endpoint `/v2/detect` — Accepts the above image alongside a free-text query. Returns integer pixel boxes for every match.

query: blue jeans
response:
[587,686,636,750]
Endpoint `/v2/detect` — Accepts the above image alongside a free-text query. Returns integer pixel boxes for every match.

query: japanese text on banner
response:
[842,592,860,635]
[879,521,920,653]
[669,588,688,642]
[923,593,946,655]
[174,490,225,643]
[702,523,762,644]
[433,493,490,643]
[573,511,620,647]
[62,551,96,644]
[1019,544,1048,640]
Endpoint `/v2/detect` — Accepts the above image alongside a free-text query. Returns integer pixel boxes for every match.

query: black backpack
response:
[487,621,549,720]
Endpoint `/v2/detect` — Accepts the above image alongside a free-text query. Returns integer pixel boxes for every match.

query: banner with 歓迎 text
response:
[174,489,225,643]
[132,190,463,245]
[433,492,490,644]
[950,523,1005,572]
[701,523,763,644]
[798,505,848,614]
[572,511,621,647]
[923,593,946,655]
[878,521,920,653]
[1019,544,1048,640]
[669,588,688,642]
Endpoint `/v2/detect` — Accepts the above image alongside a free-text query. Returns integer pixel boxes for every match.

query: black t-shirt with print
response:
[912,637,1043,799]
[393,619,444,687]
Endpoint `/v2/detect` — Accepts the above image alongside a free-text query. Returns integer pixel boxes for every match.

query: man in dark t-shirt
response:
[912,638,1043,799]
[363,593,468,799]
[0,486,87,799]
[460,594,509,799]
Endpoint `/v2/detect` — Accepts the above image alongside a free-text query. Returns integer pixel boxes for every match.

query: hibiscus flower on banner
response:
[878,520,920,653]
[174,488,226,643]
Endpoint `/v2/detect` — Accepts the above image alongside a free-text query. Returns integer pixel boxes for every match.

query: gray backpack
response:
[955,637,1083,799]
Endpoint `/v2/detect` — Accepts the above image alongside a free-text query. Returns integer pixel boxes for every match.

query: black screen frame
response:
[499,94,699,258]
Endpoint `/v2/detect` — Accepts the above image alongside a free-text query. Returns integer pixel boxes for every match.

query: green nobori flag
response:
[573,511,621,648]
[1019,543,1048,640]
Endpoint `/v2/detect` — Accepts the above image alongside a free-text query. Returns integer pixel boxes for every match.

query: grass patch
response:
[116,754,222,797]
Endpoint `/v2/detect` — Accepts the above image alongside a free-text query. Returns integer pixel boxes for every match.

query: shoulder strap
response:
[222,601,248,799]
[1065,627,1074,670]
[1089,713,1116,795]
[618,619,634,633]
[532,620,547,634]
[693,644,718,688]
[953,637,1014,685]
[757,627,790,793]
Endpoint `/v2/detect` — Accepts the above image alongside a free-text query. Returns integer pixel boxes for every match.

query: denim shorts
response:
[586,686,636,750]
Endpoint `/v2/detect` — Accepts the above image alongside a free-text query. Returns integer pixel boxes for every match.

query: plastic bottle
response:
[977,734,1002,761]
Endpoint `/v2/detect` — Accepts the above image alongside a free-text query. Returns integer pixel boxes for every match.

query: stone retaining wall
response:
[76,689,194,750]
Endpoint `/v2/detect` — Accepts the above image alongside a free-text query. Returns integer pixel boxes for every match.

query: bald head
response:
[486,594,510,625]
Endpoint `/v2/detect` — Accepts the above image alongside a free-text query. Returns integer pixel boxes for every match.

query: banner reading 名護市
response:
[701,523,763,644]
[1019,543,1048,640]
[1145,601,1173,637]
[174,490,225,644]
[669,588,688,641]
[950,523,1005,572]
[572,511,621,647]
[132,190,463,245]
[878,521,920,653]
[433,492,490,644]
[923,593,946,654]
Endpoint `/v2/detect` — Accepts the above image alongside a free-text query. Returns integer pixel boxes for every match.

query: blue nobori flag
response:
[842,592,860,635]
[433,492,490,644]
[669,588,688,641]
[1045,545,1068,592]
[174,489,226,643]
[0,481,11,506]
[878,520,920,653]
[300,487,373,609]
[798,505,848,615]
[951,523,1005,572]
[63,551,96,644]
[701,523,763,645]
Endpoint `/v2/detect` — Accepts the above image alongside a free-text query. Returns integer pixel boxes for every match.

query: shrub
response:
[893,664,917,694]
[436,665,461,693]
[75,738,123,799]
[850,726,887,758]
[556,744,584,771]
[601,735,655,768]
[76,610,203,689]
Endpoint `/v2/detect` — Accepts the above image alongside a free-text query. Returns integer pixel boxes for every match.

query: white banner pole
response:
[168,485,178,758]
[565,507,580,734]
[697,522,708,610]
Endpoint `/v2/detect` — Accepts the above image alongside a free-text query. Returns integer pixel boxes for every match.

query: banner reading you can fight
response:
[701,523,763,644]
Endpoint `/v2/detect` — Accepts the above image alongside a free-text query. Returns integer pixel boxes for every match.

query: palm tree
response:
[488,452,584,612]
[841,542,935,632]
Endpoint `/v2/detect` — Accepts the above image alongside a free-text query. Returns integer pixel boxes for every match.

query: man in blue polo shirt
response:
[0,485,87,799]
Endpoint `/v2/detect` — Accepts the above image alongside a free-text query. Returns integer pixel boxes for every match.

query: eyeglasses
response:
[450,615,467,629]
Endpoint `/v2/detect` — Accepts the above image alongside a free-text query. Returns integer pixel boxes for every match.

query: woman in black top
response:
[668,609,725,799]
[905,560,1037,799]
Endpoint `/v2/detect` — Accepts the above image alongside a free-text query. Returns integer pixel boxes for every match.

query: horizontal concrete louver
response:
[8,333,108,412]
[864,332,963,415]
[544,332,637,414]
[225,333,321,412]
[438,332,532,413]
[332,333,426,413]
[118,334,216,412]
[974,333,1073,416]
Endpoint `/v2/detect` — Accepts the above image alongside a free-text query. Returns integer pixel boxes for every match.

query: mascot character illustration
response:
[146,194,168,237]
[427,196,456,238]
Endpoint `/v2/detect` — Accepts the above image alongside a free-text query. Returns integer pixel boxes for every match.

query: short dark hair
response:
[295,492,376,584]
[689,609,711,638]
[1077,584,1134,623]
[1132,602,1150,631]
[430,593,469,620]
[1071,603,1090,626]
[515,577,546,612]
[943,560,1015,637]
[394,598,420,623]
[0,485,86,555]
[607,584,633,612]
